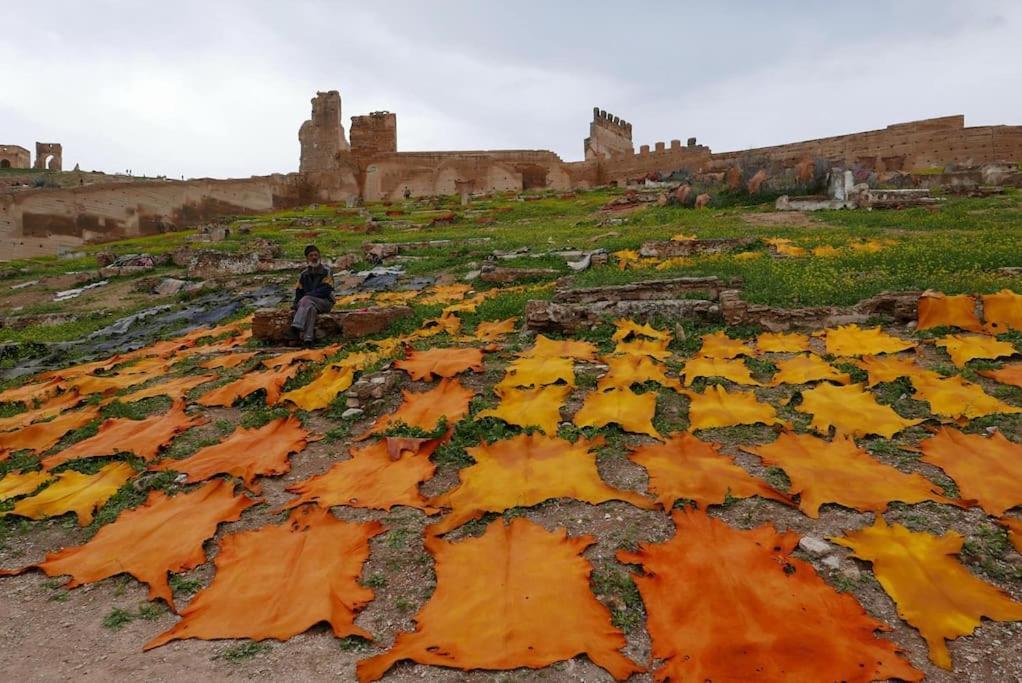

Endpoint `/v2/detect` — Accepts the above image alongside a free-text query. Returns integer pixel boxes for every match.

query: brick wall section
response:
[362,150,570,202]
[0,145,31,169]
[0,175,312,260]
[298,91,350,173]
[707,116,1022,171]
[598,140,712,184]
[584,108,634,160]
[350,112,397,168]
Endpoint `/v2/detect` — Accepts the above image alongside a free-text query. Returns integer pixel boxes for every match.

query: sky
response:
[3,1,1020,179]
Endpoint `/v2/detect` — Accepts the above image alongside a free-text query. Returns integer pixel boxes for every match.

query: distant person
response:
[289,244,334,346]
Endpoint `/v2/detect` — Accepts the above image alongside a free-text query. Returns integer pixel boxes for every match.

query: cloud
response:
[1,1,1019,178]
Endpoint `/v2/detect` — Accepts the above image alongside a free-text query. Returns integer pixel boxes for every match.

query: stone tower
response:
[299,91,350,172]
[584,108,634,160]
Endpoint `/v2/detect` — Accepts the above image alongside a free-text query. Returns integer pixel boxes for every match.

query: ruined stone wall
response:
[584,108,634,160]
[351,112,397,166]
[33,143,62,171]
[362,150,570,201]
[0,145,31,169]
[299,90,350,173]
[708,116,1022,173]
[592,139,712,185]
[0,174,327,259]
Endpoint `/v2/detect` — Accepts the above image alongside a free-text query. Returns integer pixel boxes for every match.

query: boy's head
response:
[304,244,321,266]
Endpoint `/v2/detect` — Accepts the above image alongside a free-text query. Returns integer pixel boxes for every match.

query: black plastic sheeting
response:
[0,286,284,380]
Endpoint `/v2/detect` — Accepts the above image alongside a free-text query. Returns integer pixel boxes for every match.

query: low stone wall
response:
[251,306,413,343]
[0,173,353,260]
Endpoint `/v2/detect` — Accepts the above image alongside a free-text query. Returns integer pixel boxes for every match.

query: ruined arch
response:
[34,142,63,171]
[0,159,10,169]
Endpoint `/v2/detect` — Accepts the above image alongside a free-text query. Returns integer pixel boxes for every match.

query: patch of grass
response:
[764,467,791,492]
[42,578,70,602]
[433,415,526,469]
[100,396,171,420]
[386,528,411,549]
[86,470,178,533]
[832,362,868,384]
[590,563,644,632]
[102,607,136,630]
[744,357,778,379]
[863,438,917,464]
[214,641,271,662]
[962,523,1022,582]
[137,602,167,620]
[324,424,352,442]
[829,572,865,594]
[0,307,158,344]
[395,597,415,612]
[238,400,292,429]
[0,451,41,478]
[339,635,371,652]
[937,477,960,499]
[161,426,221,460]
[101,602,164,630]
[169,574,203,596]
[362,573,387,589]
[0,402,27,418]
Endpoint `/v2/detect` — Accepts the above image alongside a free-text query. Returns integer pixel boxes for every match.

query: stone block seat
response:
[252,306,413,343]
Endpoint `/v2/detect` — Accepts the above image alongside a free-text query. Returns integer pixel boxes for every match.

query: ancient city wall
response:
[362,150,570,201]
[0,174,323,260]
[8,85,1022,259]
[350,112,398,166]
[584,108,634,160]
[0,145,31,170]
[593,140,712,185]
[707,115,1022,172]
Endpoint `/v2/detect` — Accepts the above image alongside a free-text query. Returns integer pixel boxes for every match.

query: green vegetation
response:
[102,602,166,630]
[214,641,271,662]
[590,563,644,632]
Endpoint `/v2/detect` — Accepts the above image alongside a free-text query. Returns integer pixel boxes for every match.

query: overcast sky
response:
[3,1,1020,179]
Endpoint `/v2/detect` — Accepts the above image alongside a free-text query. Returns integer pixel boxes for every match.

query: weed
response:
[764,467,791,492]
[239,401,292,429]
[214,641,271,662]
[339,636,371,652]
[828,572,865,594]
[137,602,166,620]
[101,397,170,420]
[42,578,70,602]
[962,523,1021,582]
[102,607,136,630]
[386,528,411,549]
[169,574,203,596]
[86,470,178,533]
[324,425,351,442]
[590,563,644,632]
[362,573,387,589]
[214,418,235,434]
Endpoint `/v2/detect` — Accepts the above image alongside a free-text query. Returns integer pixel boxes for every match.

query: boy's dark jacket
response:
[293,264,335,306]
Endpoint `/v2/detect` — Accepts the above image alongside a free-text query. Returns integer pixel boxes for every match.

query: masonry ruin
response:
[0,145,31,169]
[584,108,634,160]
[299,91,1022,204]
[0,142,62,171]
[3,88,1021,259]
[33,143,62,171]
